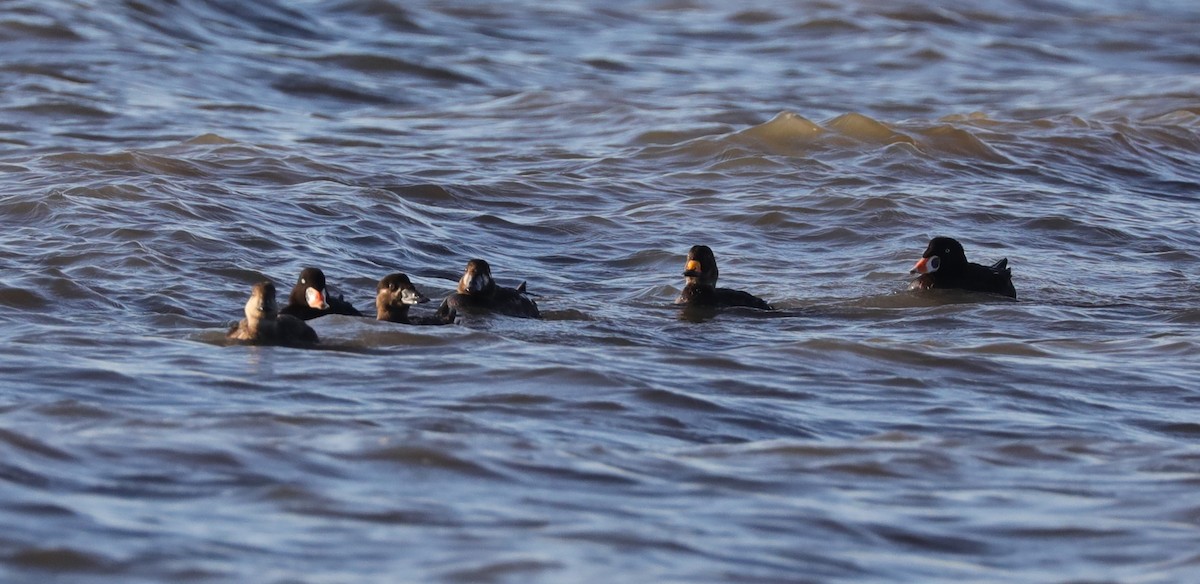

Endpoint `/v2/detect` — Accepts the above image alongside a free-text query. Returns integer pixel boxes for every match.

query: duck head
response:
[294,267,331,310]
[457,259,496,296]
[377,272,429,311]
[682,245,719,287]
[911,236,967,275]
[245,281,280,321]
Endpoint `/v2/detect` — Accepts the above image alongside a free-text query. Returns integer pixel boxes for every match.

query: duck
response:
[675,245,773,310]
[228,281,319,346]
[909,236,1017,298]
[279,267,363,320]
[435,259,541,319]
[376,273,455,325]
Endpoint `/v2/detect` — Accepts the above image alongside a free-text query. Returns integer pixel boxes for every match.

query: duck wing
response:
[715,287,773,310]
[327,294,363,317]
[990,258,1010,276]
[962,259,1016,298]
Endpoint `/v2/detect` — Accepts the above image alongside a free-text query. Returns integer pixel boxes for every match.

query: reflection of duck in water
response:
[675,245,772,310]
[228,281,319,346]
[279,267,363,320]
[376,273,455,325]
[435,259,541,319]
[909,236,1016,298]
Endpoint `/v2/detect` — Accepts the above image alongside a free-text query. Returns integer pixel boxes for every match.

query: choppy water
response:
[2,0,1200,582]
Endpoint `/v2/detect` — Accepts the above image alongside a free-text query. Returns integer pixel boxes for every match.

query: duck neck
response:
[239,315,263,337]
[246,311,280,334]
[677,282,715,305]
[376,299,410,323]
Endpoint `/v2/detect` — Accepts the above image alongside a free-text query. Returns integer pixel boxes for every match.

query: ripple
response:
[355,444,504,478]
[8,547,114,572]
[0,287,47,310]
[634,388,727,413]
[272,74,400,105]
[442,557,564,583]
[314,53,480,85]
[871,525,991,555]
[2,1,1200,582]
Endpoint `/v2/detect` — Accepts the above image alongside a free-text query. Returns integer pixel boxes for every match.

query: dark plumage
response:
[674,245,773,310]
[376,273,454,325]
[909,236,1017,298]
[435,259,541,319]
[279,267,363,320]
[227,281,319,346]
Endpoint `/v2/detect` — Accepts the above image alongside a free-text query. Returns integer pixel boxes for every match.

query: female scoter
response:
[376,273,455,325]
[279,267,363,320]
[435,259,541,319]
[909,236,1017,298]
[675,245,773,310]
[228,281,319,346]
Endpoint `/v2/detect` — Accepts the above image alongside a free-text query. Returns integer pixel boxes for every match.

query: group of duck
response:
[227,236,1017,347]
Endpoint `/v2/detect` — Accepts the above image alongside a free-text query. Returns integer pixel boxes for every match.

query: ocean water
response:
[2,0,1199,582]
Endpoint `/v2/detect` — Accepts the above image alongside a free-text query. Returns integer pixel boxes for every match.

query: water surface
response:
[2,0,1199,582]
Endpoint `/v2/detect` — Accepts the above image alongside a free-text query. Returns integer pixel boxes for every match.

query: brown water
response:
[2,0,1199,582]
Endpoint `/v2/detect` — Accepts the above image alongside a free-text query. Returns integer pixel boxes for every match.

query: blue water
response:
[1,0,1199,582]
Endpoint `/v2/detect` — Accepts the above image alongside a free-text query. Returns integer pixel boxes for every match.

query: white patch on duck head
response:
[463,272,492,294]
[401,287,430,305]
[910,255,941,274]
[246,283,278,320]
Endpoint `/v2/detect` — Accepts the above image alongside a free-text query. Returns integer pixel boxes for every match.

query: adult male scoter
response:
[280,267,363,320]
[909,236,1016,298]
[675,245,773,310]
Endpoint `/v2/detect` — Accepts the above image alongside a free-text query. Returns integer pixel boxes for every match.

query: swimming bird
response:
[280,267,363,320]
[228,281,319,346]
[675,245,773,310]
[376,273,455,325]
[435,259,541,319]
[909,236,1016,298]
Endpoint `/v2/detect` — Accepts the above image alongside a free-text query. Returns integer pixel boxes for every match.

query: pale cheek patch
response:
[469,276,492,293]
[402,290,428,305]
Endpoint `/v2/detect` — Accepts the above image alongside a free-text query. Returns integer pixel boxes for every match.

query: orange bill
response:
[305,287,329,309]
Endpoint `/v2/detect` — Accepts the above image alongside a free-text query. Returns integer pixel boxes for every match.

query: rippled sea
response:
[2,0,1199,582]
